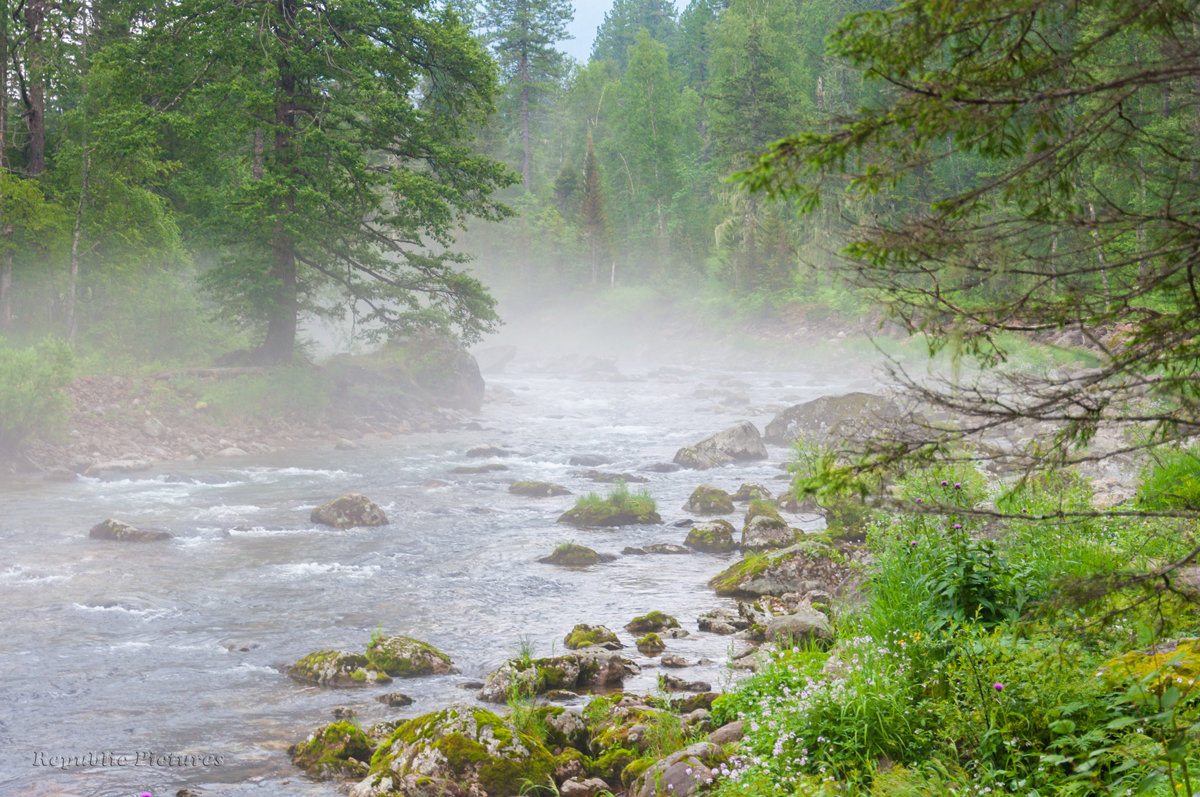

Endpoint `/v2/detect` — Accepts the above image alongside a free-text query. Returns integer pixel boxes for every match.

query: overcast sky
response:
[560,0,680,63]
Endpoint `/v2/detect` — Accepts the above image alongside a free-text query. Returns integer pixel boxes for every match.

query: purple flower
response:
[916,497,923,503]
[954,482,962,489]
[940,480,949,486]
[993,682,1004,692]
[953,523,962,529]
[909,540,918,547]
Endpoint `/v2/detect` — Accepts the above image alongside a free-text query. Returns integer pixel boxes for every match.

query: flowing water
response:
[0,347,876,797]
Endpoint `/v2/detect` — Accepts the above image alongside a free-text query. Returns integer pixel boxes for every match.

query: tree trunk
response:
[23,0,44,177]
[260,0,299,364]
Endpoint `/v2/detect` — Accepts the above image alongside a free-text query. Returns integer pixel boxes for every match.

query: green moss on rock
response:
[564,623,622,650]
[636,633,665,656]
[509,480,572,497]
[310,494,388,529]
[288,649,392,688]
[289,721,373,780]
[557,483,662,527]
[365,635,455,678]
[538,543,616,567]
[684,519,737,553]
[625,611,680,634]
[682,484,734,515]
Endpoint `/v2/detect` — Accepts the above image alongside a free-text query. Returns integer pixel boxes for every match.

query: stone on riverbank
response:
[628,741,727,797]
[673,421,768,469]
[310,494,388,529]
[350,704,555,797]
[366,636,456,678]
[88,518,171,542]
[476,652,638,703]
[709,541,854,599]
[288,650,393,688]
[289,721,374,781]
[764,391,911,445]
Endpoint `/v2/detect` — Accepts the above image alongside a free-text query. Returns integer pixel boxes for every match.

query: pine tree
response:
[581,128,607,285]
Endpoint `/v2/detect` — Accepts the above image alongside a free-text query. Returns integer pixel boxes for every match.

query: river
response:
[0,344,876,796]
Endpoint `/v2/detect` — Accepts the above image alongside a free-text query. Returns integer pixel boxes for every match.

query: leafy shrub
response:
[0,337,74,451]
[569,481,657,515]
[1137,446,1200,511]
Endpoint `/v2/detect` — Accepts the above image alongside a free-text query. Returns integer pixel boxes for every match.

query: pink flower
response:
[993,682,1004,691]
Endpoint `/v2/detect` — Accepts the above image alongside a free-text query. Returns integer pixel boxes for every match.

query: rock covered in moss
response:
[635,633,665,656]
[289,721,374,780]
[709,541,854,598]
[376,692,414,708]
[684,519,737,553]
[625,611,680,634]
[89,518,172,542]
[289,650,393,688]
[682,484,735,514]
[311,494,388,529]
[509,480,572,497]
[476,651,638,703]
[538,543,616,567]
[561,777,612,797]
[556,488,661,526]
[731,483,772,502]
[349,704,554,797]
[366,636,456,677]
[673,421,768,469]
[628,741,727,797]
[564,624,622,651]
[742,514,794,550]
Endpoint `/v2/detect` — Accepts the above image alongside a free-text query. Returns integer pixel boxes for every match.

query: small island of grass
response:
[556,482,661,527]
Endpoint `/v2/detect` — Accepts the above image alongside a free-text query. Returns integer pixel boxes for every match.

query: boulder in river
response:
[741,514,794,551]
[625,610,680,635]
[538,543,616,567]
[288,650,393,688]
[508,480,572,497]
[765,605,833,647]
[349,704,555,797]
[673,421,768,469]
[289,721,374,781]
[476,651,638,703]
[366,636,456,677]
[731,483,772,502]
[682,484,735,514]
[684,520,737,553]
[88,518,171,542]
[310,494,388,529]
[764,392,919,446]
[635,633,665,656]
[709,541,856,599]
[564,624,622,650]
[556,487,661,527]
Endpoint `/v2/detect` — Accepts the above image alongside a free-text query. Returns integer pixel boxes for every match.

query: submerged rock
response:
[366,636,456,678]
[310,494,388,529]
[288,650,393,688]
[574,469,650,483]
[673,421,768,469]
[88,518,171,542]
[682,484,735,514]
[350,704,555,797]
[376,692,414,708]
[625,611,680,635]
[508,480,572,497]
[289,721,374,781]
[538,544,616,567]
[450,463,509,474]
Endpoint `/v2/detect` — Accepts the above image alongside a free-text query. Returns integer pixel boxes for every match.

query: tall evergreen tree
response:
[581,127,607,284]
[591,0,677,71]
[481,0,573,192]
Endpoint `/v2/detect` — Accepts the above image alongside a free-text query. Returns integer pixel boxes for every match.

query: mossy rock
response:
[670,692,720,713]
[310,494,388,529]
[625,611,680,634]
[708,540,851,598]
[363,704,555,797]
[586,746,635,782]
[731,483,772,503]
[564,624,622,651]
[88,518,172,542]
[1096,638,1200,693]
[534,705,590,751]
[557,505,662,527]
[741,514,795,551]
[635,633,665,656]
[289,721,373,781]
[539,543,616,567]
[366,636,455,678]
[819,493,872,542]
[622,756,657,788]
[477,652,638,703]
[288,650,393,688]
[684,519,738,553]
[744,498,784,526]
[509,480,572,497]
[682,484,735,515]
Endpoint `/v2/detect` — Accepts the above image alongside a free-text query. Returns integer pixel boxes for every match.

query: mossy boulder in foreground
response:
[682,484,734,514]
[290,721,373,780]
[366,636,456,678]
[563,623,622,650]
[289,650,393,688]
[709,541,854,598]
[89,518,171,542]
[311,494,388,529]
[349,704,554,797]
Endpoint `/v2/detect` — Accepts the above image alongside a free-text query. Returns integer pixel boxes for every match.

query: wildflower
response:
[953,523,962,529]
[916,497,923,503]
[940,480,949,486]
[954,482,961,489]
[993,682,1004,692]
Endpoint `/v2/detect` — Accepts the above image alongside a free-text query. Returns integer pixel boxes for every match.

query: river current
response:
[1,348,873,796]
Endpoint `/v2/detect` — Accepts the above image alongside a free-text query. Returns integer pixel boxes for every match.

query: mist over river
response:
[1,341,877,796]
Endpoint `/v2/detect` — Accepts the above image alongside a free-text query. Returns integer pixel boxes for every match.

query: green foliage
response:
[0,338,75,452]
[1137,447,1200,511]
[192,367,334,421]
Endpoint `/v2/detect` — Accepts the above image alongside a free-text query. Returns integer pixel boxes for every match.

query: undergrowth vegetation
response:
[711,453,1200,796]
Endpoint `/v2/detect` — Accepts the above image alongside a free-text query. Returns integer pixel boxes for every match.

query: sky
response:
[561,0,679,63]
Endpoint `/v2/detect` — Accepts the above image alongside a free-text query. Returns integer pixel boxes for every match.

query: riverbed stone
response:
[349,704,555,797]
[673,421,768,469]
[310,494,388,529]
[644,543,690,555]
[684,519,737,553]
[564,624,622,650]
[625,611,680,634]
[731,483,772,502]
[709,542,855,599]
[764,391,911,445]
[376,692,414,708]
[288,650,393,688]
[538,544,616,566]
[741,514,794,551]
[366,636,456,678]
[508,480,572,497]
[289,721,373,781]
[476,652,638,703]
[88,518,172,542]
[636,633,665,656]
[682,484,735,514]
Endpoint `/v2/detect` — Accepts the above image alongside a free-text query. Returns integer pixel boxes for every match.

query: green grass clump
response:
[558,481,661,526]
